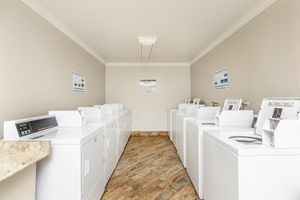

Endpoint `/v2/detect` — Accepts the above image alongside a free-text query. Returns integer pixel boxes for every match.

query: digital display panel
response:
[30,117,58,132]
[15,117,58,137]
[16,122,32,137]
[272,108,283,119]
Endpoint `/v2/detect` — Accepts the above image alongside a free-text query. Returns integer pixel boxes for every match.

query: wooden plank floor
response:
[101,136,199,200]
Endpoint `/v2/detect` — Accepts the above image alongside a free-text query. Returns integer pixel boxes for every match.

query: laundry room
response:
[1,0,300,200]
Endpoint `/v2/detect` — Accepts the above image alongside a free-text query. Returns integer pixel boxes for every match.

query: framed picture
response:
[72,72,86,92]
[214,68,229,90]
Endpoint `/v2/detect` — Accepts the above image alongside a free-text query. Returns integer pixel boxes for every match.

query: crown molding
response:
[190,0,277,65]
[22,0,276,65]
[21,0,106,64]
[106,62,190,67]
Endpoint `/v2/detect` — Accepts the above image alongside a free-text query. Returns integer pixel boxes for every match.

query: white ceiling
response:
[22,0,276,63]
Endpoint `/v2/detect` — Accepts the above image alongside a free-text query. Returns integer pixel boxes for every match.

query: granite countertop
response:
[0,140,51,182]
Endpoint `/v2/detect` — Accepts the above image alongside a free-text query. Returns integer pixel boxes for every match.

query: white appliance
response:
[255,98,300,137]
[177,98,243,168]
[262,119,300,148]
[86,104,131,159]
[175,104,201,166]
[203,131,300,200]
[103,103,124,112]
[178,103,190,111]
[215,98,243,125]
[257,98,300,148]
[185,110,253,199]
[75,107,121,180]
[114,108,131,158]
[197,107,222,124]
[170,109,178,142]
[203,98,300,200]
[168,109,177,141]
[100,104,131,158]
[222,98,242,110]
[193,98,201,105]
[78,107,102,125]
[3,114,106,200]
[169,103,191,146]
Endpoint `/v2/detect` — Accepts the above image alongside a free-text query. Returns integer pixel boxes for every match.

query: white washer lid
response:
[37,125,104,145]
[204,130,300,156]
[187,118,253,131]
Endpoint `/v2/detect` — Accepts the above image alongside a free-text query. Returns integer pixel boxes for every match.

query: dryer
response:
[121,109,131,153]
[94,104,131,158]
[75,107,119,181]
[3,114,106,200]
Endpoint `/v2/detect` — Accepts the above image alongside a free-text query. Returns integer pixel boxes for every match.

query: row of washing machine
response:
[3,103,131,200]
[169,98,300,200]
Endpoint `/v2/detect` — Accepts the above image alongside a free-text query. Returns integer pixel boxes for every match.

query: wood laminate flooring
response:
[131,131,169,137]
[101,135,199,200]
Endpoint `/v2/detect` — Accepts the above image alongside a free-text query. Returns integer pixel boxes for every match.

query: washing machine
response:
[175,104,202,166]
[170,103,190,147]
[203,98,300,200]
[170,109,178,143]
[203,130,300,200]
[178,98,243,168]
[185,109,253,199]
[3,114,106,200]
[168,109,177,141]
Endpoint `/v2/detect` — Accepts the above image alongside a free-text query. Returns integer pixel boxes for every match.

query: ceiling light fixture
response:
[137,36,157,60]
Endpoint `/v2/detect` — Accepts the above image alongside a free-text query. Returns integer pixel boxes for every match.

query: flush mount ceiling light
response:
[137,36,157,60]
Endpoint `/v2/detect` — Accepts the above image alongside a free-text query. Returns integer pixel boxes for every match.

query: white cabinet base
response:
[0,164,36,200]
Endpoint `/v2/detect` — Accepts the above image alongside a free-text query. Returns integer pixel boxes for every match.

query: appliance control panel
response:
[15,117,58,138]
[16,122,32,137]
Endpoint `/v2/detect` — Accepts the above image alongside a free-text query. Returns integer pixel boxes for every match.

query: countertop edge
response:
[0,140,51,182]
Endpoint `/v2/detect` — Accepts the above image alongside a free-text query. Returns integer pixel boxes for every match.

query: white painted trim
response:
[190,0,277,65]
[21,0,106,64]
[106,63,190,67]
[21,0,276,65]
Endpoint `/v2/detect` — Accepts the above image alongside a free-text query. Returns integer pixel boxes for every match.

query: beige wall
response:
[106,64,190,131]
[191,0,300,112]
[0,0,105,138]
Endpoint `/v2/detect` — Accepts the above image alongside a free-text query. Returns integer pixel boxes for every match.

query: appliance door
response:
[117,115,127,158]
[176,115,184,160]
[203,134,239,200]
[37,145,81,200]
[168,110,176,141]
[186,122,201,197]
[171,111,177,144]
[105,121,118,181]
[81,130,105,200]
[125,111,131,141]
